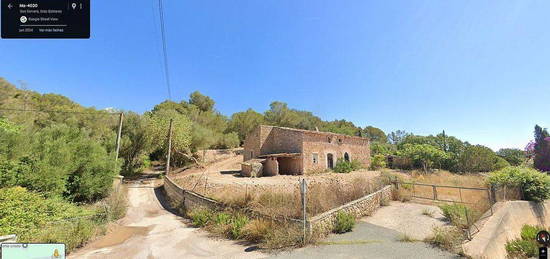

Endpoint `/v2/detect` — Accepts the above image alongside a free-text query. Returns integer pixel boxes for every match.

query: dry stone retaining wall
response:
[165,174,392,237]
[164,175,221,212]
[308,185,392,235]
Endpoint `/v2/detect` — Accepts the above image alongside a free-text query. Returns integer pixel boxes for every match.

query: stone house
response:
[241,125,370,177]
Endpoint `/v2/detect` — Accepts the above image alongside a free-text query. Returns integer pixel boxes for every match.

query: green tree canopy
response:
[497,148,526,166]
[398,144,448,173]
[457,145,500,173]
[189,91,215,112]
[227,108,265,143]
[362,126,387,143]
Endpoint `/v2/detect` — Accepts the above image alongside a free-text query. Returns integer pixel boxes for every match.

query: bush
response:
[213,212,231,226]
[488,166,550,202]
[428,226,464,253]
[493,156,510,170]
[229,213,249,239]
[506,239,539,258]
[370,154,387,170]
[333,158,362,174]
[243,219,273,243]
[188,209,212,227]
[333,211,355,233]
[3,125,120,202]
[438,203,478,229]
[95,186,128,222]
[31,218,99,252]
[263,221,303,249]
[520,225,543,241]
[505,224,546,258]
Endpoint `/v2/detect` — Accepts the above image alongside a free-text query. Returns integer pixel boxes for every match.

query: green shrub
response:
[505,224,546,258]
[493,156,511,170]
[334,158,362,174]
[31,218,99,252]
[370,154,387,170]
[333,211,355,233]
[488,166,550,202]
[213,212,231,226]
[506,239,538,258]
[0,187,94,239]
[188,209,213,227]
[520,225,543,241]
[95,186,128,222]
[438,203,477,229]
[229,213,249,239]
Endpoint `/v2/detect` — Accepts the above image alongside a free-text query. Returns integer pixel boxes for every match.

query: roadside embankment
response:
[463,200,550,259]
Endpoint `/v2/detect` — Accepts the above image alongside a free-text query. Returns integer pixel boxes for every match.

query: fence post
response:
[464,206,471,240]
[432,185,437,200]
[486,187,493,215]
[300,178,308,244]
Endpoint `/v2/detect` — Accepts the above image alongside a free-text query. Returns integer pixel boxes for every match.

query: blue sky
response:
[1,0,549,150]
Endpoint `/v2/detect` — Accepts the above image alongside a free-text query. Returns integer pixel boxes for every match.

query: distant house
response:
[241,125,370,177]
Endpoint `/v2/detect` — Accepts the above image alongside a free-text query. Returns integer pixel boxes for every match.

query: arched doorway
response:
[344,152,350,162]
[327,153,334,169]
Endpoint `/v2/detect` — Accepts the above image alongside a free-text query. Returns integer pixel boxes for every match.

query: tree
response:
[264,101,301,128]
[147,109,192,166]
[388,130,410,145]
[189,91,215,112]
[457,145,499,173]
[398,144,448,173]
[119,112,154,175]
[534,125,550,172]
[362,126,387,143]
[227,109,265,144]
[497,148,526,166]
[321,120,361,136]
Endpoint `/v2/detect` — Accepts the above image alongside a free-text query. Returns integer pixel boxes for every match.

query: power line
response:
[158,0,172,101]
[0,108,120,115]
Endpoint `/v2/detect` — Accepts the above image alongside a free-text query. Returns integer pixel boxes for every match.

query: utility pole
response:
[115,112,124,161]
[165,119,173,175]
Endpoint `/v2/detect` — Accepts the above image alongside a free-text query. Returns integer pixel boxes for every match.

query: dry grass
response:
[210,176,388,219]
[426,226,465,254]
[398,233,419,242]
[421,208,434,218]
[385,170,491,212]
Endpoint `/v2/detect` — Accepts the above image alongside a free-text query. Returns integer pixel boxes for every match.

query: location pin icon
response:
[71,3,76,9]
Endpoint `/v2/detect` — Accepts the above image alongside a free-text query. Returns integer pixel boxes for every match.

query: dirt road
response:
[70,180,264,259]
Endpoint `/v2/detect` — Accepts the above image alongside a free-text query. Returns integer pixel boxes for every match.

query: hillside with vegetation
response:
[2,77,550,252]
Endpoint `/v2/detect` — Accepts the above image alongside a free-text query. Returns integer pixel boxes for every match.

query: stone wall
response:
[165,174,392,239]
[308,185,392,235]
[164,175,221,212]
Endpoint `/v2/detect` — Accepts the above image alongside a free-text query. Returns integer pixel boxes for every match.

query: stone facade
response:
[243,125,370,176]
